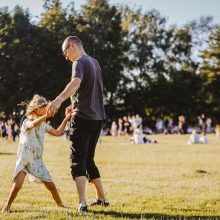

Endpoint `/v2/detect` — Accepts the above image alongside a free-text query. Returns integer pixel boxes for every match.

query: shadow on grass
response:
[6,209,220,220]
[0,152,16,155]
[91,210,220,220]
[5,209,47,220]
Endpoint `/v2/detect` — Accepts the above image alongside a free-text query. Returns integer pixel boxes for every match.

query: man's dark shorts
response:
[69,116,102,181]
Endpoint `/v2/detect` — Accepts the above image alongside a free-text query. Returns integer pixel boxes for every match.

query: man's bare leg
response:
[90,177,109,206]
[91,178,105,200]
[75,176,87,204]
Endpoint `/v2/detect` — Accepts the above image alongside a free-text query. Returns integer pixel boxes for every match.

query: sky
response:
[0,0,220,26]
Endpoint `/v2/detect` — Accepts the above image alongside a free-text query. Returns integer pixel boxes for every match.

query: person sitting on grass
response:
[1,94,71,213]
[187,128,208,144]
[199,132,208,144]
[188,128,200,144]
[131,128,157,144]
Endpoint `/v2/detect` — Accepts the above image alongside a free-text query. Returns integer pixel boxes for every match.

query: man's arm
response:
[47,77,81,114]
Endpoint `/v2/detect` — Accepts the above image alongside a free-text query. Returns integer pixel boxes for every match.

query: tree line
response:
[0,0,220,125]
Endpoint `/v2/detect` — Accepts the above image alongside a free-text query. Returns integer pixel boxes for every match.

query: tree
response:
[200,25,220,121]
[0,2,219,125]
[0,4,70,121]
[118,9,170,116]
[76,0,128,110]
[0,6,39,114]
[118,8,205,123]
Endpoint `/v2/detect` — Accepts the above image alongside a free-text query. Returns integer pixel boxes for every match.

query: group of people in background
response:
[155,113,213,135]
[105,113,220,145]
[108,113,214,136]
[0,118,19,142]
[110,114,143,137]
[110,114,157,144]
[1,113,220,145]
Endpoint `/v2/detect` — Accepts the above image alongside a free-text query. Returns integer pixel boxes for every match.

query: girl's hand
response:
[65,106,72,116]
[65,113,72,121]
[46,110,53,118]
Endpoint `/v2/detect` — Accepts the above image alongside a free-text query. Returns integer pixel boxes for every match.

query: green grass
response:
[1,134,220,219]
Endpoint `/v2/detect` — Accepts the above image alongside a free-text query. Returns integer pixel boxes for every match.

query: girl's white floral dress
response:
[13,119,53,182]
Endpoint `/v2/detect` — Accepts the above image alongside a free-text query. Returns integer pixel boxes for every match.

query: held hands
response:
[46,103,72,120]
[46,109,54,118]
[47,98,62,117]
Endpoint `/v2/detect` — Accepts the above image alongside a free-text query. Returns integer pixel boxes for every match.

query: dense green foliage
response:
[0,0,219,123]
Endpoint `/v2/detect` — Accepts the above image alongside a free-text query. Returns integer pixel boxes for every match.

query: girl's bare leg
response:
[1,171,26,213]
[43,181,66,207]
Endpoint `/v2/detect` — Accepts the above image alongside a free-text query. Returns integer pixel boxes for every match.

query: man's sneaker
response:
[77,203,88,212]
[90,199,110,207]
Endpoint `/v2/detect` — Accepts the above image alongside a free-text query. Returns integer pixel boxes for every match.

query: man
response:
[47,36,109,212]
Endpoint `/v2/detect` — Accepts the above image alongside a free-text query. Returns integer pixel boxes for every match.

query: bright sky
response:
[0,0,220,26]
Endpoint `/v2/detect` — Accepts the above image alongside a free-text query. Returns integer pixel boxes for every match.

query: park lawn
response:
[0,134,220,220]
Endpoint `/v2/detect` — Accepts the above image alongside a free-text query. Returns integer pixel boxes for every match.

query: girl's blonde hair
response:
[19,94,49,117]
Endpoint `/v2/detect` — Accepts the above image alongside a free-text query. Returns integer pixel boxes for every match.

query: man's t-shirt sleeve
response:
[72,60,84,80]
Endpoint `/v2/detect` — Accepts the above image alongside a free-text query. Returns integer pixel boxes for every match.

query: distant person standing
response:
[178,115,186,134]
[206,117,212,133]
[117,118,123,136]
[110,120,118,136]
[123,116,131,136]
[11,120,19,142]
[135,114,143,130]
[215,124,220,139]
[155,118,164,134]
[47,36,109,212]
[199,113,207,135]
[1,121,8,141]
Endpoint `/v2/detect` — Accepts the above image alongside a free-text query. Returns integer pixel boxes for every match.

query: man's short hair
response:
[62,36,83,51]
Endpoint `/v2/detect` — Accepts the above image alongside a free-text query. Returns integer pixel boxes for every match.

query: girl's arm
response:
[48,114,71,136]
[26,114,49,130]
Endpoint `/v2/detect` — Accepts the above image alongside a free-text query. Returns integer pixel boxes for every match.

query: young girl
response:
[1,94,72,213]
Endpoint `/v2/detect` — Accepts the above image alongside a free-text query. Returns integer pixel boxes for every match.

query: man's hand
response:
[47,98,62,116]
[46,110,53,118]
[46,77,81,117]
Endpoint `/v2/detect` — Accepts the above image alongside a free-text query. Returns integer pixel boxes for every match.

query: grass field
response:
[0,134,220,220]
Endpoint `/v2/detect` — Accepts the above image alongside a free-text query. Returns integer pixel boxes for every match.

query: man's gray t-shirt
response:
[71,54,106,120]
